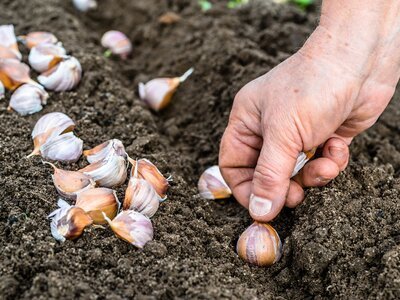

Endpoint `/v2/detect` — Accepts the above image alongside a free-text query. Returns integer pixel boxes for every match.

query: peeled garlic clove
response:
[291,148,317,177]
[19,31,58,49]
[73,0,97,12]
[236,222,282,267]
[8,83,48,116]
[83,139,126,163]
[29,43,67,73]
[128,158,169,199]
[79,152,127,188]
[0,81,4,99]
[38,56,82,91]
[0,58,35,90]
[101,30,132,59]
[103,210,153,248]
[29,112,75,157]
[198,165,231,200]
[48,199,93,242]
[75,188,120,224]
[40,132,83,163]
[138,68,193,111]
[0,25,22,60]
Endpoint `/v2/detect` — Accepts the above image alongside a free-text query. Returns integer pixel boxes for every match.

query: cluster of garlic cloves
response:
[101,30,132,59]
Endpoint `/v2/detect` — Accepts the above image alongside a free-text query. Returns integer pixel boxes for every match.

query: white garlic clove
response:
[18,31,58,49]
[138,68,193,111]
[198,165,232,200]
[73,0,97,12]
[38,56,82,91]
[101,30,132,59]
[8,83,49,116]
[79,152,127,188]
[29,43,67,73]
[83,139,126,163]
[48,198,93,242]
[40,132,83,163]
[0,81,4,99]
[0,45,21,60]
[0,25,22,60]
[103,210,153,248]
[236,222,282,267]
[291,148,317,177]
[0,58,36,90]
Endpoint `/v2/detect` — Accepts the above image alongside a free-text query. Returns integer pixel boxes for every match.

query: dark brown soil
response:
[1,0,399,299]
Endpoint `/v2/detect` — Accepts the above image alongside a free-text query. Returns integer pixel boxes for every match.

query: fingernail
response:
[317,177,331,184]
[249,194,272,217]
[329,146,345,159]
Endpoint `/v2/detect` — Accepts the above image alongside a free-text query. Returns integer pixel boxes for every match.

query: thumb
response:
[249,134,300,222]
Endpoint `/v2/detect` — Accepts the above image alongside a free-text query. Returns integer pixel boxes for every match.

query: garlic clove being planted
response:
[18,31,58,49]
[83,139,126,164]
[29,43,67,73]
[0,25,22,60]
[198,165,232,200]
[43,161,95,200]
[101,30,132,59]
[138,68,193,111]
[0,81,4,99]
[40,132,83,163]
[76,188,120,224]
[0,58,36,90]
[291,148,317,177]
[103,210,153,248]
[48,199,93,242]
[8,83,49,116]
[128,158,169,199]
[236,222,282,267]
[38,56,82,91]
[73,0,98,12]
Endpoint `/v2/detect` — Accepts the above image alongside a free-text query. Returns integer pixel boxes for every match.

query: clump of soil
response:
[1,0,399,299]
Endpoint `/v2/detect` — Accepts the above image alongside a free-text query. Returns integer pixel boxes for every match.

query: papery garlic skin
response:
[103,210,153,248]
[29,43,67,73]
[0,58,35,90]
[8,83,49,116]
[84,139,126,163]
[76,188,120,224]
[198,165,232,200]
[291,148,317,177]
[73,0,97,12]
[40,132,83,163]
[0,25,21,60]
[236,222,282,267]
[19,32,58,49]
[0,81,4,99]
[38,56,82,91]
[101,30,132,59]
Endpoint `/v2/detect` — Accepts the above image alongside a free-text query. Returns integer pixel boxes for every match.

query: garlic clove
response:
[0,81,4,99]
[0,58,36,90]
[38,56,82,91]
[124,177,161,218]
[18,31,58,49]
[236,222,282,267]
[48,199,93,242]
[138,68,193,111]
[101,30,132,59]
[75,187,120,224]
[198,165,232,200]
[0,25,22,60]
[0,45,21,60]
[291,148,317,177]
[79,152,127,188]
[43,161,95,200]
[8,83,49,116]
[128,158,169,199]
[40,132,83,163]
[83,139,126,163]
[29,43,67,73]
[73,0,98,12]
[103,210,153,248]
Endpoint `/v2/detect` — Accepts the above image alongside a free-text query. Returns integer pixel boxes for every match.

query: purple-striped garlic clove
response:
[0,58,36,91]
[198,165,231,200]
[73,0,97,12]
[40,132,83,163]
[0,25,21,60]
[83,139,126,163]
[101,30,132,59]
[29,43,67,73]
[18,31,58,49]
[8,83,48,116]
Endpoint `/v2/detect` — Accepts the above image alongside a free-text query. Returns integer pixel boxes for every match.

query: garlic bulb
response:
[0,58,35,90]
[29,43,67,73]
[44,161,95,199]
[76,188,120,224]
[0,25,21,60]
[19,31,58,49]
[83,139,126,163]
[198,165,232,200]
[291,148,317,177]
[138,68,193,111]
[73,0,97,12]
[103,210,153,248]
[236,222,282,267]
[8,83,49,116]
[29,112,75,157]
[0,81,4,99]
[128,158,169,199]
[40,132,83,163]
[38,56,82,91]
[79,152,127,188]
[48,199,93,242]
[101,30,132,59]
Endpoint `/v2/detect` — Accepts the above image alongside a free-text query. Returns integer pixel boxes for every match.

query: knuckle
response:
[253,164,282,188]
